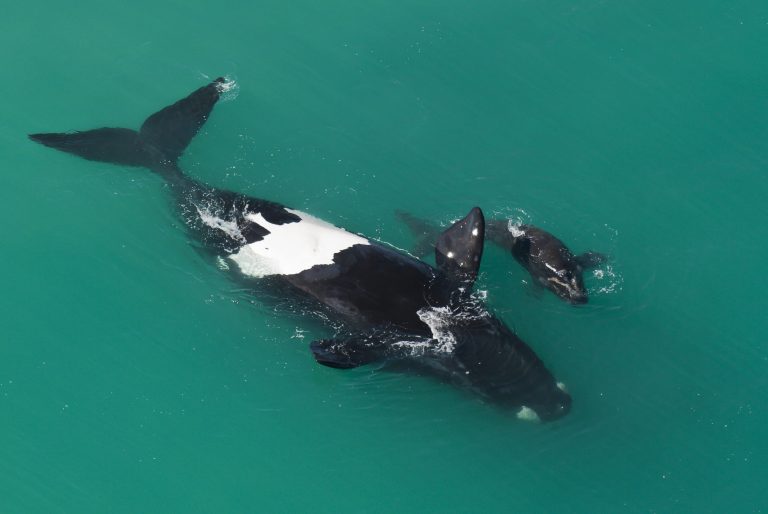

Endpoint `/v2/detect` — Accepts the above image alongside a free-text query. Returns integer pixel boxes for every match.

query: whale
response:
[398,212,606,304]
[29,78,571,421]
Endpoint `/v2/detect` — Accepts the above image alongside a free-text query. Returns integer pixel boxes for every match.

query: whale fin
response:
[435,207,485,284]
[29,128,148,167]
[395,210,439,257]
[575,251,607,269]
[29,77,226,169]
[139,77,226,164]
[310,329,433,369]
[310,332,390,369]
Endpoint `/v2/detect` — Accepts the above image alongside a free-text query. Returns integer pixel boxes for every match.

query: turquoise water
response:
[2,1,767,512]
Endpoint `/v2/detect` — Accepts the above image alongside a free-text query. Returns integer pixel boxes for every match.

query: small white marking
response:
[548,276,569,288]
[471,228,478,236]
[229,209,369,277]
[446,251,455,258]
[516,406,540,422]
[557,382,568,392]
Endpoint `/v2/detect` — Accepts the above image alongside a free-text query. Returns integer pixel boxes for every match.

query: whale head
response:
[419,305,572,422]
[542,263,588,305]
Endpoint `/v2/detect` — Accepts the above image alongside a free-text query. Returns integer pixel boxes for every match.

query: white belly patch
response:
[228,209,370,277]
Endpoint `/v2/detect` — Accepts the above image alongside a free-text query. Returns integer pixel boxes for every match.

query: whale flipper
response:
[575,251,607,269]
[29,77,226,170]
[310,337,381,369]
[310,329,433,369]
[309,332,385,369]
[434,207,485,285]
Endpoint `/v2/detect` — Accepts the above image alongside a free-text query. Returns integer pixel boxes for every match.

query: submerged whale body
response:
[29,79,571,422]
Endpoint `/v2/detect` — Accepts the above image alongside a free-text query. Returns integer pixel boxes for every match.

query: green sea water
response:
[2,1,767,512]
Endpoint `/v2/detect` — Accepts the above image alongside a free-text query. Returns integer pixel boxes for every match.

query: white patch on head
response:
[228,209,369,277]
[471,227,479,236]
[557,382,568,393]
[446,251,455,259]
[516,406,540,422]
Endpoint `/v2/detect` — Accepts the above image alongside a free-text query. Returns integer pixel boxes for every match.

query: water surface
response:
[1,1,766,512]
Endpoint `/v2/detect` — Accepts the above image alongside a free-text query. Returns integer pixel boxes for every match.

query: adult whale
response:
[29,78,571,422]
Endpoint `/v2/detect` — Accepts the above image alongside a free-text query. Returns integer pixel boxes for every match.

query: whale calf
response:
[398,211,606,304]
[30,79,571,421]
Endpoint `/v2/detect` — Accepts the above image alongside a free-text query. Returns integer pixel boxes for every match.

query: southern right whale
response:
[398,212,606,304]
[29,78,571,422]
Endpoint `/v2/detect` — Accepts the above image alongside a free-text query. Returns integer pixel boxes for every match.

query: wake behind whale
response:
[29,78,571,422]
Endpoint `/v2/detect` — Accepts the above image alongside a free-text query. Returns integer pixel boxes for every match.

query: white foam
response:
[215,256,230,271]
[215,77,239,101]
[228,209,369,277]
[506,220,525,238]
[592,264,623,295]
[417,306,458,353]
[215,78,237,93]
[516,406,540,422]
[196,205,245,243]
[391,338,433,356]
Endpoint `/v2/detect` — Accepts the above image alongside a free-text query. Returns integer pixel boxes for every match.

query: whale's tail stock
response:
[29,77,227,174]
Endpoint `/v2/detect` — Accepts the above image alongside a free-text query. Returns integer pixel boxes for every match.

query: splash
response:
[506,219,526,238]
[591,264,623,295]
[391,338,433,356]
[416,306,470,354]
[215,76,239,101]
[194,204,246,243]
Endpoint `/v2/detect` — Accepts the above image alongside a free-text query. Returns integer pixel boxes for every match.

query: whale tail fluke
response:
[29,128,148,167]
[138,77,226,164]
[29,77,226,171]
